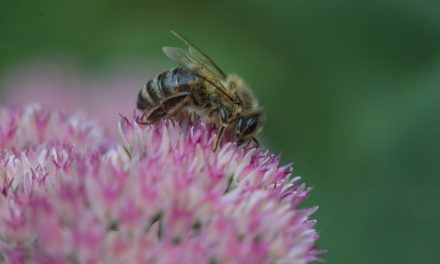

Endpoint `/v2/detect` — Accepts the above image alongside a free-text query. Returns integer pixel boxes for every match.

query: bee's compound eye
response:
[244,118,257,136]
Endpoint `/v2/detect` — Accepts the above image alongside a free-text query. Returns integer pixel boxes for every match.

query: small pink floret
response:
[0,104,322,263]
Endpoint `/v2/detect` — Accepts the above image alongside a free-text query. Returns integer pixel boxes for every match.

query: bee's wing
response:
[170,30,227,79]
[163,46,237,102]
[163,31,237,103]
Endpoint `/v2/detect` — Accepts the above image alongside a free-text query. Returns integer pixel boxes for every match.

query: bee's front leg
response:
[213,105,229,152]
[251,137,259,148]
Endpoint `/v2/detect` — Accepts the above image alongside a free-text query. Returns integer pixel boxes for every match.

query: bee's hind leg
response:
[213,105,229,152]
[139,92,191,124]
[135,117,151,125]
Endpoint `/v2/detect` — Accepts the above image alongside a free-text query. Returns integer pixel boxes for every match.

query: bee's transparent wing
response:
[170,31,227,79]
[163,46,237,102]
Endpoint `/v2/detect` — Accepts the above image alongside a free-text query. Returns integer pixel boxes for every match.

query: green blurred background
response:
[1,0,439,263]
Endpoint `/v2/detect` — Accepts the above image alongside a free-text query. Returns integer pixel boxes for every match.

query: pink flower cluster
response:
[0,104,321,263]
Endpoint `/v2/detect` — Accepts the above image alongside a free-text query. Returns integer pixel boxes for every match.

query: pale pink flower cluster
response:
[0,104,321,263]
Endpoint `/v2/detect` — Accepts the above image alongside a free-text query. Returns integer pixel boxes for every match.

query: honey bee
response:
[137,31,263,151]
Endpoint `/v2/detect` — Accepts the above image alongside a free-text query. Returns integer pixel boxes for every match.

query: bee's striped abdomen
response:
[137,67,199,111]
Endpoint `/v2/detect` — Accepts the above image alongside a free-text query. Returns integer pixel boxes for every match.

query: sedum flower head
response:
[0,104,322,263]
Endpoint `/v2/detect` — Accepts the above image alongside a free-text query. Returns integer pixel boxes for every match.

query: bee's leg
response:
[206,107,220,124]
[251,137,259,148]
[135,117,150,125]
[167,93,191,116]
[142,92,190,124]
[208,107,219,118]
[213,106,228,152]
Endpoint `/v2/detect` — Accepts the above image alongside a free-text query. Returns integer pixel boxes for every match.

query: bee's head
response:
[234,111,263,145]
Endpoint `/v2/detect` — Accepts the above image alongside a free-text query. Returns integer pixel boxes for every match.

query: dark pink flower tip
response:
[0,104,322,263]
